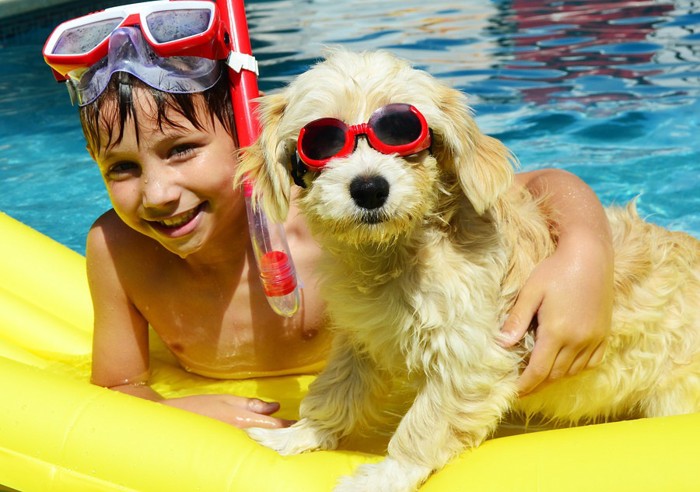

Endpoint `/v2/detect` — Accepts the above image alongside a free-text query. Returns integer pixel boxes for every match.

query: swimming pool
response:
[0,0,698,254]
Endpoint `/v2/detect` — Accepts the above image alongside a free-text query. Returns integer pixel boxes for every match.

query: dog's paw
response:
[334,457,432,492]
[245,418,338,455]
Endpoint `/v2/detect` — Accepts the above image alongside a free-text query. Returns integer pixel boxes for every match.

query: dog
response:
[237,49,700,492]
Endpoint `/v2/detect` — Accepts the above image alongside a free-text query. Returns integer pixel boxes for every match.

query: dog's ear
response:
[235,93,293,223]
[431,85,516,215]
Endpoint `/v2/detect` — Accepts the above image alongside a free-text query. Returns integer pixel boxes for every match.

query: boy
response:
[44,8,613,429]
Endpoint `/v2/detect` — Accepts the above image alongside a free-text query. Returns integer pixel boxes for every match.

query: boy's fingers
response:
[236,412,293,429]
[246,398,281,415]
[517,338,558,395]
[564,350,590,378]
[517,363,549,396]
[564,339,607,378]
[500,292,541,347]
[588,341,606,368]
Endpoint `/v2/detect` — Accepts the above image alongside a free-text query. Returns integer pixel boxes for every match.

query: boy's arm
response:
[502,169,614,395]
[87,213,152,394]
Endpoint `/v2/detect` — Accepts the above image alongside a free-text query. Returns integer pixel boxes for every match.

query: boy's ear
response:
[430,85,516,215]
[235,93,293,223]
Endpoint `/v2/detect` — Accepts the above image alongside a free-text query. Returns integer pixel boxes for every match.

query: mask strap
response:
[290,152,308,188]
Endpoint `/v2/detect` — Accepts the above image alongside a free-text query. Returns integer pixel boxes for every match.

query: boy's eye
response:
[170,143,197,159]
[105,161,139,179]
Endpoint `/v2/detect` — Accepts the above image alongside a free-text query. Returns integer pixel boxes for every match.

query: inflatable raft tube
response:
[1,211,699,492]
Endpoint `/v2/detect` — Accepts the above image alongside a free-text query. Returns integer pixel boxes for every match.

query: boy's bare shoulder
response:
[89,209,123,237]
[86,209,163,266]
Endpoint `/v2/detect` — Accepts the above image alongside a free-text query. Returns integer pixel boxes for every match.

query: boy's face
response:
[90,88,241,258]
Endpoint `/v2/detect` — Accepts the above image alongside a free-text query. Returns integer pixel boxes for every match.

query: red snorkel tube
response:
[218,0,300,317]
[218,0,259,146]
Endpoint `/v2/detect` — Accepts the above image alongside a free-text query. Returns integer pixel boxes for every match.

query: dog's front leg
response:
[247,334,384,455]
[337,341,517,492]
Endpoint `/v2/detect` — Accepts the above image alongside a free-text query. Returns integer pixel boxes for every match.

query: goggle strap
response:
[66,80,79,106]
[226,51,258,75]
[290,152,308,188]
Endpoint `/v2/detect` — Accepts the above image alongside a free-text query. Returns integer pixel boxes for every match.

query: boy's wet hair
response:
[79,68,236,153]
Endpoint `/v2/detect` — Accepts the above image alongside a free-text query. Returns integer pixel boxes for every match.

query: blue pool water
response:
[0,0,698,254]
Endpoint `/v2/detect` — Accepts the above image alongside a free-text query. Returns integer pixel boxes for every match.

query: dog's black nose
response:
[350,175,390,210]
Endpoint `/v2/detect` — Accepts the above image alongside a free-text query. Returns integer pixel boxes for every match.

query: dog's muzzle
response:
[350,175,389,210]
[349,175,390,225]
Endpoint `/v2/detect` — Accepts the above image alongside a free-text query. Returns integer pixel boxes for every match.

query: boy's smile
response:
[146,202,206,237]
[92,88,242,258]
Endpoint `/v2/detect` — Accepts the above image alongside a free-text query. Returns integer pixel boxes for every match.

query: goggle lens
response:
[300,120,349,161]
[145,9,212,43]
[297,104,430,170]
[51,17,123,55]
[371,106,423,146]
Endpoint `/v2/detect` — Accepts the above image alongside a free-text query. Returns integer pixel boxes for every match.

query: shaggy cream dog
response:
[237,49,700,492]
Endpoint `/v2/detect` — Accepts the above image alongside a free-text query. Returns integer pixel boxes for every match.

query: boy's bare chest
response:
[130,263,329,376]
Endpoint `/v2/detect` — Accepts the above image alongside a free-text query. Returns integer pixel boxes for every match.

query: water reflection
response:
[494,1,676,106]
[248,1,503,89]
[248,0,699,107]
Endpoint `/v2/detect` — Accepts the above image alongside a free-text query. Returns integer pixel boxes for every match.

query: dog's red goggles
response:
[297,104,432,171]
[43,1,226,80]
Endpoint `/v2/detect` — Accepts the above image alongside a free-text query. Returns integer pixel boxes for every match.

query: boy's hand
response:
[164,394,295,429]
[499,233,613,395]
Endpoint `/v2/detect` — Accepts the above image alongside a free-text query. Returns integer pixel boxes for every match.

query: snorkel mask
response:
[43,1,227,104]
[68,26,223,105]
[43,0,301,317]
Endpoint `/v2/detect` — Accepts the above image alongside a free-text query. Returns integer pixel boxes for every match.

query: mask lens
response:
[371,104,423,147]
[71,27,221,107]
[51,17,123,55]
[145,9,212,43]
[300,120,349,161]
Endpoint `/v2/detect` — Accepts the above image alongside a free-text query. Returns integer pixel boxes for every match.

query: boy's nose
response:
[141,172,180,209]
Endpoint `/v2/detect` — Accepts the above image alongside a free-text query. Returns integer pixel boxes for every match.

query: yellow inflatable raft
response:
[1,211,698,492]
